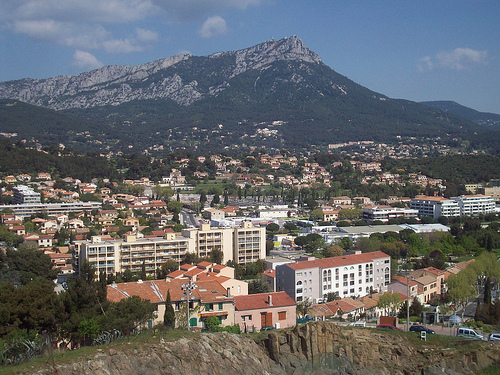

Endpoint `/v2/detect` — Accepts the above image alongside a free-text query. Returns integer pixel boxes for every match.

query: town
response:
[1,144,499,342]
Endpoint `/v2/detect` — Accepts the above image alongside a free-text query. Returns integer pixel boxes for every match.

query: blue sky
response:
[1,0,499,113]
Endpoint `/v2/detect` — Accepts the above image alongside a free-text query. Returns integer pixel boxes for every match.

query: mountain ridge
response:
[1,36,499,154]
[0,36,322,110]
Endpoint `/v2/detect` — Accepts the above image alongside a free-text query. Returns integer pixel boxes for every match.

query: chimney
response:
[226,288,231,297]
[268,294,273,306]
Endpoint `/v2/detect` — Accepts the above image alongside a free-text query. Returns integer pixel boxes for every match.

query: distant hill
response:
[1,36,499,154]
[0,99,101,151]
[421,101,500,131]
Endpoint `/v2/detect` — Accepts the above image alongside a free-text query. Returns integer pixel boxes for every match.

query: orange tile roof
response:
[107,278,232,305]
[234,292,296,311]
[285,251,389,271]
[392,275,418,287]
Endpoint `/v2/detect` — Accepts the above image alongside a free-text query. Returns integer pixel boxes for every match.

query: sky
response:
[0,0,499,114]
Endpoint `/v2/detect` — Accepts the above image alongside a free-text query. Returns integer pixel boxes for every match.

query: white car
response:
[489,333,500,341]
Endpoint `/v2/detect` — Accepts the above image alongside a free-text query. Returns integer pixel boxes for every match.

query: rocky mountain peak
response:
[0,36,322,110]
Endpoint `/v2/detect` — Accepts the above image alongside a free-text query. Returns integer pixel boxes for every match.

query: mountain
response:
[421,100,500,131]
[0,36,498,154]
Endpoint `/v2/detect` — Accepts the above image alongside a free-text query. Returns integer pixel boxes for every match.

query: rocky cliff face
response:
[33,323,499,375]
[0,36,322,110]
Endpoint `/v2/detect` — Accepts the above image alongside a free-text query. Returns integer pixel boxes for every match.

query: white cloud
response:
[135,27,159,43]
[4,0,156,23]
[418,48,488,72]
[199,16,227,39]
[72,50,104,70]
[417,56,433,72]
[436,48,488,70]
[152,0,260,21]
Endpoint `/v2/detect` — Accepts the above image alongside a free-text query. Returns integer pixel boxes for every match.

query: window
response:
[219,303,223,310]
[278,311,287,320]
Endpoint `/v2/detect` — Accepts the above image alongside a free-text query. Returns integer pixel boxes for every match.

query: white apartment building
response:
[361,205,418,223]
[181,222,265,265]
[275,251,390,303]
[410,195,460,219]
[13,185,41,204]
[450,195,496,216]
[76,233,193,278]
[76,223,266,278]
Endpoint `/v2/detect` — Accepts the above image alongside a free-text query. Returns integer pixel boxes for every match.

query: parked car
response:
[377,324,401,330]
[456,327,484,340]
[409,325,435,334]
[488,332,500,341]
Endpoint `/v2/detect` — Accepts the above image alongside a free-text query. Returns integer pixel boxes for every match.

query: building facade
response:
[275,251,391,303]
[76,223,266,278]
[450,195,496,216]
[13,185,41,204]
[410,196,460,219]
[361,205,418,223]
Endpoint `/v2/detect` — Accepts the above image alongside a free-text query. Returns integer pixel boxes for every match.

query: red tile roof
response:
[107,278,232,305]
[234,292,295,311]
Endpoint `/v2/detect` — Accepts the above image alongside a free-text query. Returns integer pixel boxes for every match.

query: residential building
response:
[234,292,296,332]
[1,201,102,218]
[13,185,41,204]
[76,233,193,278]
[410,195,460,219]
[181,222,265,265]
[410,267,446,296]
[450,195,496,216]
[166,261,248,296]
[275,251,391,303]
[479,187,500,201]
[361,205,418,223]
[77,222,266,278]
[107,278,235,329]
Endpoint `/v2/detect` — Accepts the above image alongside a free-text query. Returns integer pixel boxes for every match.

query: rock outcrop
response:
[31,323,499,375]
[0,36,322,110]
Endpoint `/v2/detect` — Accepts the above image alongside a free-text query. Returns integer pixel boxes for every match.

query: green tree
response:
[377,292,402,316]
[266,223,280,233]
[157,259,179,279]
[164,290,175,329]
[248,280,270,294]
[106,296,156,335]
[204,315,221,332]
[1,245,58,285]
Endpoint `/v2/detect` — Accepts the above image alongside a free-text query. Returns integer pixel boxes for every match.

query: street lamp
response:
[181,281,197,331]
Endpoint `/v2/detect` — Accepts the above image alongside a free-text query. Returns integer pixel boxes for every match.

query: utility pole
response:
[406,259,410,332]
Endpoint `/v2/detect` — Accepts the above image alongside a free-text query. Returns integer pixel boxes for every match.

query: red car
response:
[377,324,402,331]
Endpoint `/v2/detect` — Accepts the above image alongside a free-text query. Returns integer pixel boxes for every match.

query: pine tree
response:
[164,290,175,329]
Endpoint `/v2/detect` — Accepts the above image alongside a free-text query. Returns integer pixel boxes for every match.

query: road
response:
[180,208,199,228]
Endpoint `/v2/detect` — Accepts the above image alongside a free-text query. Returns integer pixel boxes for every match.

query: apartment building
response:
[76,222,266,278]
[275,251,391,303]
[3,201,102,218]
[13,185,41,204]
[181,222,265,265]
[410,195,460,219]
[76,233,193,278]
[361,205,418,223]
[450,194,496,216]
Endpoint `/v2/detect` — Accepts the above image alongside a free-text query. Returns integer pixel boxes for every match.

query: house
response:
[23,233,53,248]
[107,278,235,330]
[122,216,140,227]
[234,292,296,332]
[68,218,85,229]
[166,262,248,297]
[410,267,446,296]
